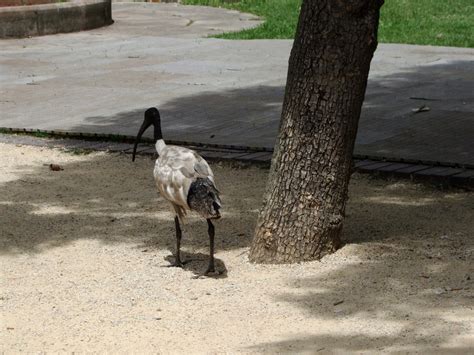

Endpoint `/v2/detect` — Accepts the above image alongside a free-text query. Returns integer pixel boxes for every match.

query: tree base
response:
[249,223,342,264]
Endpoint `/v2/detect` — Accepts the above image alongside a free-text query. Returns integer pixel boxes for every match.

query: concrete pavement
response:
[1,3,473,166]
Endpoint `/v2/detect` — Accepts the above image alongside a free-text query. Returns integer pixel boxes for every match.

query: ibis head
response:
[132,107,162,162]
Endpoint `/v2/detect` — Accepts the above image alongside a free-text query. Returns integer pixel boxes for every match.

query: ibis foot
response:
[192,269,221,279]
[168,258,189,268]
[204,264,216,275]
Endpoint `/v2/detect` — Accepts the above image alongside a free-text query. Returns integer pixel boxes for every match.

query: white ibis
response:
[132,108,221,274]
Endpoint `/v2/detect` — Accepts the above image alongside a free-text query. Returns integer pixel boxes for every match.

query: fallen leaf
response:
[412,105,431,113]
[49,164,64,171]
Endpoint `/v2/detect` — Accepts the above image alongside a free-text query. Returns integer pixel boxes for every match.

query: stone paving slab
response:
[108,2,261,38]
[413,167,457,177]
[451,170,474,179]
[1,3,473,166]
[392,165,432,174]
[377,163,412,172]
[357,162,395,171]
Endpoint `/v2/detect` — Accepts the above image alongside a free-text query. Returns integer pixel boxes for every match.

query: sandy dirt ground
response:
[1,142,473,353]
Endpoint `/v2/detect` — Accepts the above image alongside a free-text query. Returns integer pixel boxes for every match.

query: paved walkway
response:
[1,3,473,166]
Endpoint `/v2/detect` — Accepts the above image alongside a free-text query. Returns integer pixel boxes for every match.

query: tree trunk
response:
[249,0,384,263]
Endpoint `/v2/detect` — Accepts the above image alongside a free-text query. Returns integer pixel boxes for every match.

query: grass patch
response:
[0,128,135,143]
[184,0,301,39]
[182,0,473,47]
[0,128,49,138]
[380,0,473,47]
[30,131,50,138]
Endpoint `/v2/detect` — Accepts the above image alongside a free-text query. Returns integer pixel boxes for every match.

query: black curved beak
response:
[132,120,152,162]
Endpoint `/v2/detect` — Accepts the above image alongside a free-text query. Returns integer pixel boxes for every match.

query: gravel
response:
[1,143,473,353]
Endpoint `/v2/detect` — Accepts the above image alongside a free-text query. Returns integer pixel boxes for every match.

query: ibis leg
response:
[205,219,215,274]
[171,216,184,267]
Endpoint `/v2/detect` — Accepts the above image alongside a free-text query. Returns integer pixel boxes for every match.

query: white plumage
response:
[153,139,217,221]
[132,108,221,275]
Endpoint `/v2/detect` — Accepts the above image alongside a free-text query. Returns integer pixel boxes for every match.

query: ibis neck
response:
[153,124,163,142]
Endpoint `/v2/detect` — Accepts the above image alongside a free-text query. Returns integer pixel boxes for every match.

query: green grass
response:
[183,0,301,39]
[182,0,473,47]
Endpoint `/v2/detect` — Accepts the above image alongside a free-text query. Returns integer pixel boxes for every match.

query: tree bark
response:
[249,0,384,263]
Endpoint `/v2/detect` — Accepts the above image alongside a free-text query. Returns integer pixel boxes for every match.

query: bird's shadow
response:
[164,251,228,279]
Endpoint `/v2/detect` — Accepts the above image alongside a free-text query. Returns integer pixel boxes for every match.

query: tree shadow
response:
[0,151,263,256]
[358,59,474,165]
[1,145,472,351]
[72,60,473,165]
[76,85,285,148]
[249,176,474,352]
